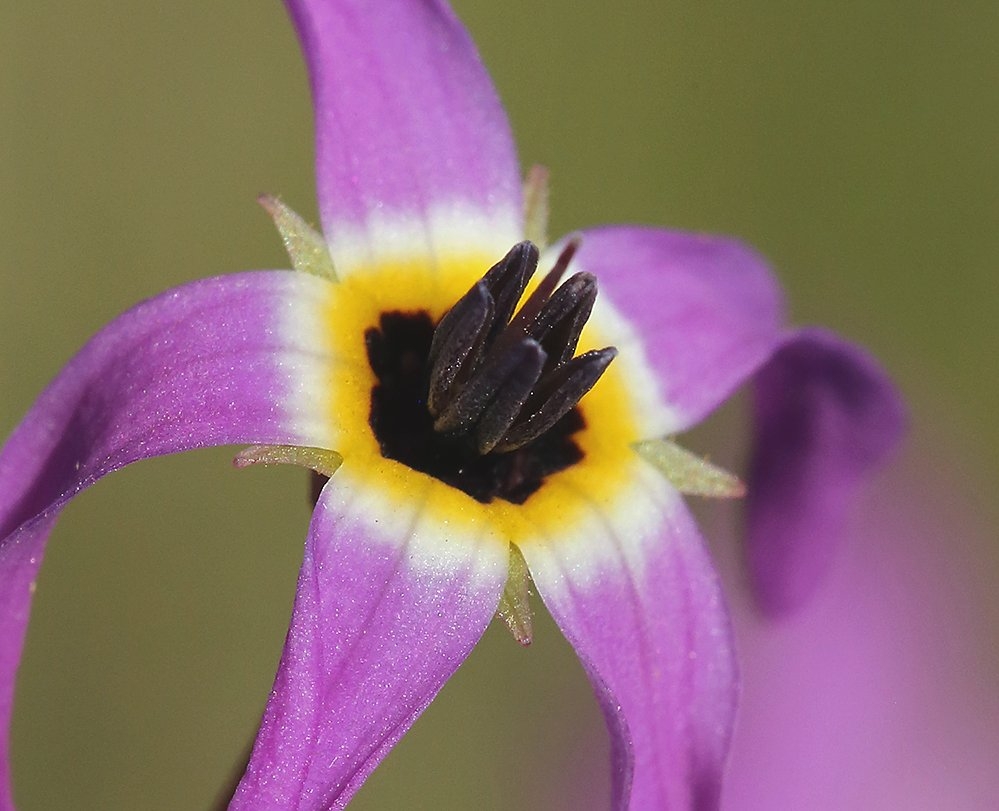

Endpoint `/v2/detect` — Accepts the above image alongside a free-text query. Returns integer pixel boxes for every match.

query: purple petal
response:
[285,0,523,273]
[230,476,508,810]
[746,328,906,614]
[0,271,334,806]
[0,516,54,811]
[521,472,737,810]
[724,455,999,809]
[570,226,785,431]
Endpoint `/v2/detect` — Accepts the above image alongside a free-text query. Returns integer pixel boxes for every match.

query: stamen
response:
[427,238,615,454]
[433,338,546,436]
[473,342,547,454]
[493,347,617,453]
[524,271,597,371]
[507,238,580,333]
[480,241,538,341]
[426,282,494,416]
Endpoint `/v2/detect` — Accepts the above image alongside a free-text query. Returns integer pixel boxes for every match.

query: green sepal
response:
[259,194,337,280]
[233,444,344,478]
[523,164,550,250]
[633,437,746,498]
[496,543,534,646]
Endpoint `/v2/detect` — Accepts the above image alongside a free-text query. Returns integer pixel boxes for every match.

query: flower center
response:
[364,241,617,504]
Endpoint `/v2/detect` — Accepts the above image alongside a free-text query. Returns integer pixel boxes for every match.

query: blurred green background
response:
[1,1,997,808]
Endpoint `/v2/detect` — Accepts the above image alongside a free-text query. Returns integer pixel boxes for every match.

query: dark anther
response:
[490,346,617,453]
[428,239,617,454]
[365,240,616,505]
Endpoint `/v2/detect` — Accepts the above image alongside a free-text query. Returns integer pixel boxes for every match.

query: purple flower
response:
[724,451,999,810]
[0,1,904,809]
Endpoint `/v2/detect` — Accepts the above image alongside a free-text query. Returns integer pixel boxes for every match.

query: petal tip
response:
[746,327,906,615]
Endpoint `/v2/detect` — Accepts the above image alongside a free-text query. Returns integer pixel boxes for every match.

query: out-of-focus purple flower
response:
[0,1,904,808]
[722,452,999,810]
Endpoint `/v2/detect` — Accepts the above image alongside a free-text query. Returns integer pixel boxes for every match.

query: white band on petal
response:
[520,460,683,592]
[326,200,522,278]
[274,274,341,450]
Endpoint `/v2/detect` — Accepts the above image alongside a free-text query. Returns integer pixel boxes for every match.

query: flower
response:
[0,1,904,809]
[723,457,999,810]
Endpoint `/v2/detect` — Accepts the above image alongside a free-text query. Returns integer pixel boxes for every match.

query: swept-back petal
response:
[745,328,906,614]
[230,475,508,810]
[520,465,737,811]
[285,0,523,275]
[0,271,336,807]
[567,226,785,432]
[0,517,54,811]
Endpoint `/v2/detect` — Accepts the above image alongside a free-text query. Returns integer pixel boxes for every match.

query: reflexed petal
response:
[567,226,785,432]
[0,515,55,808]
[0,271,336,806]
[746,328,906,614]
[231,477,508,810]
[285,0,523,274]
[520,466,737,811]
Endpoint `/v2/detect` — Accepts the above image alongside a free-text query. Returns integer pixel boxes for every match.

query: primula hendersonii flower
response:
[0,1,904,809]
[723,458,999,810]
